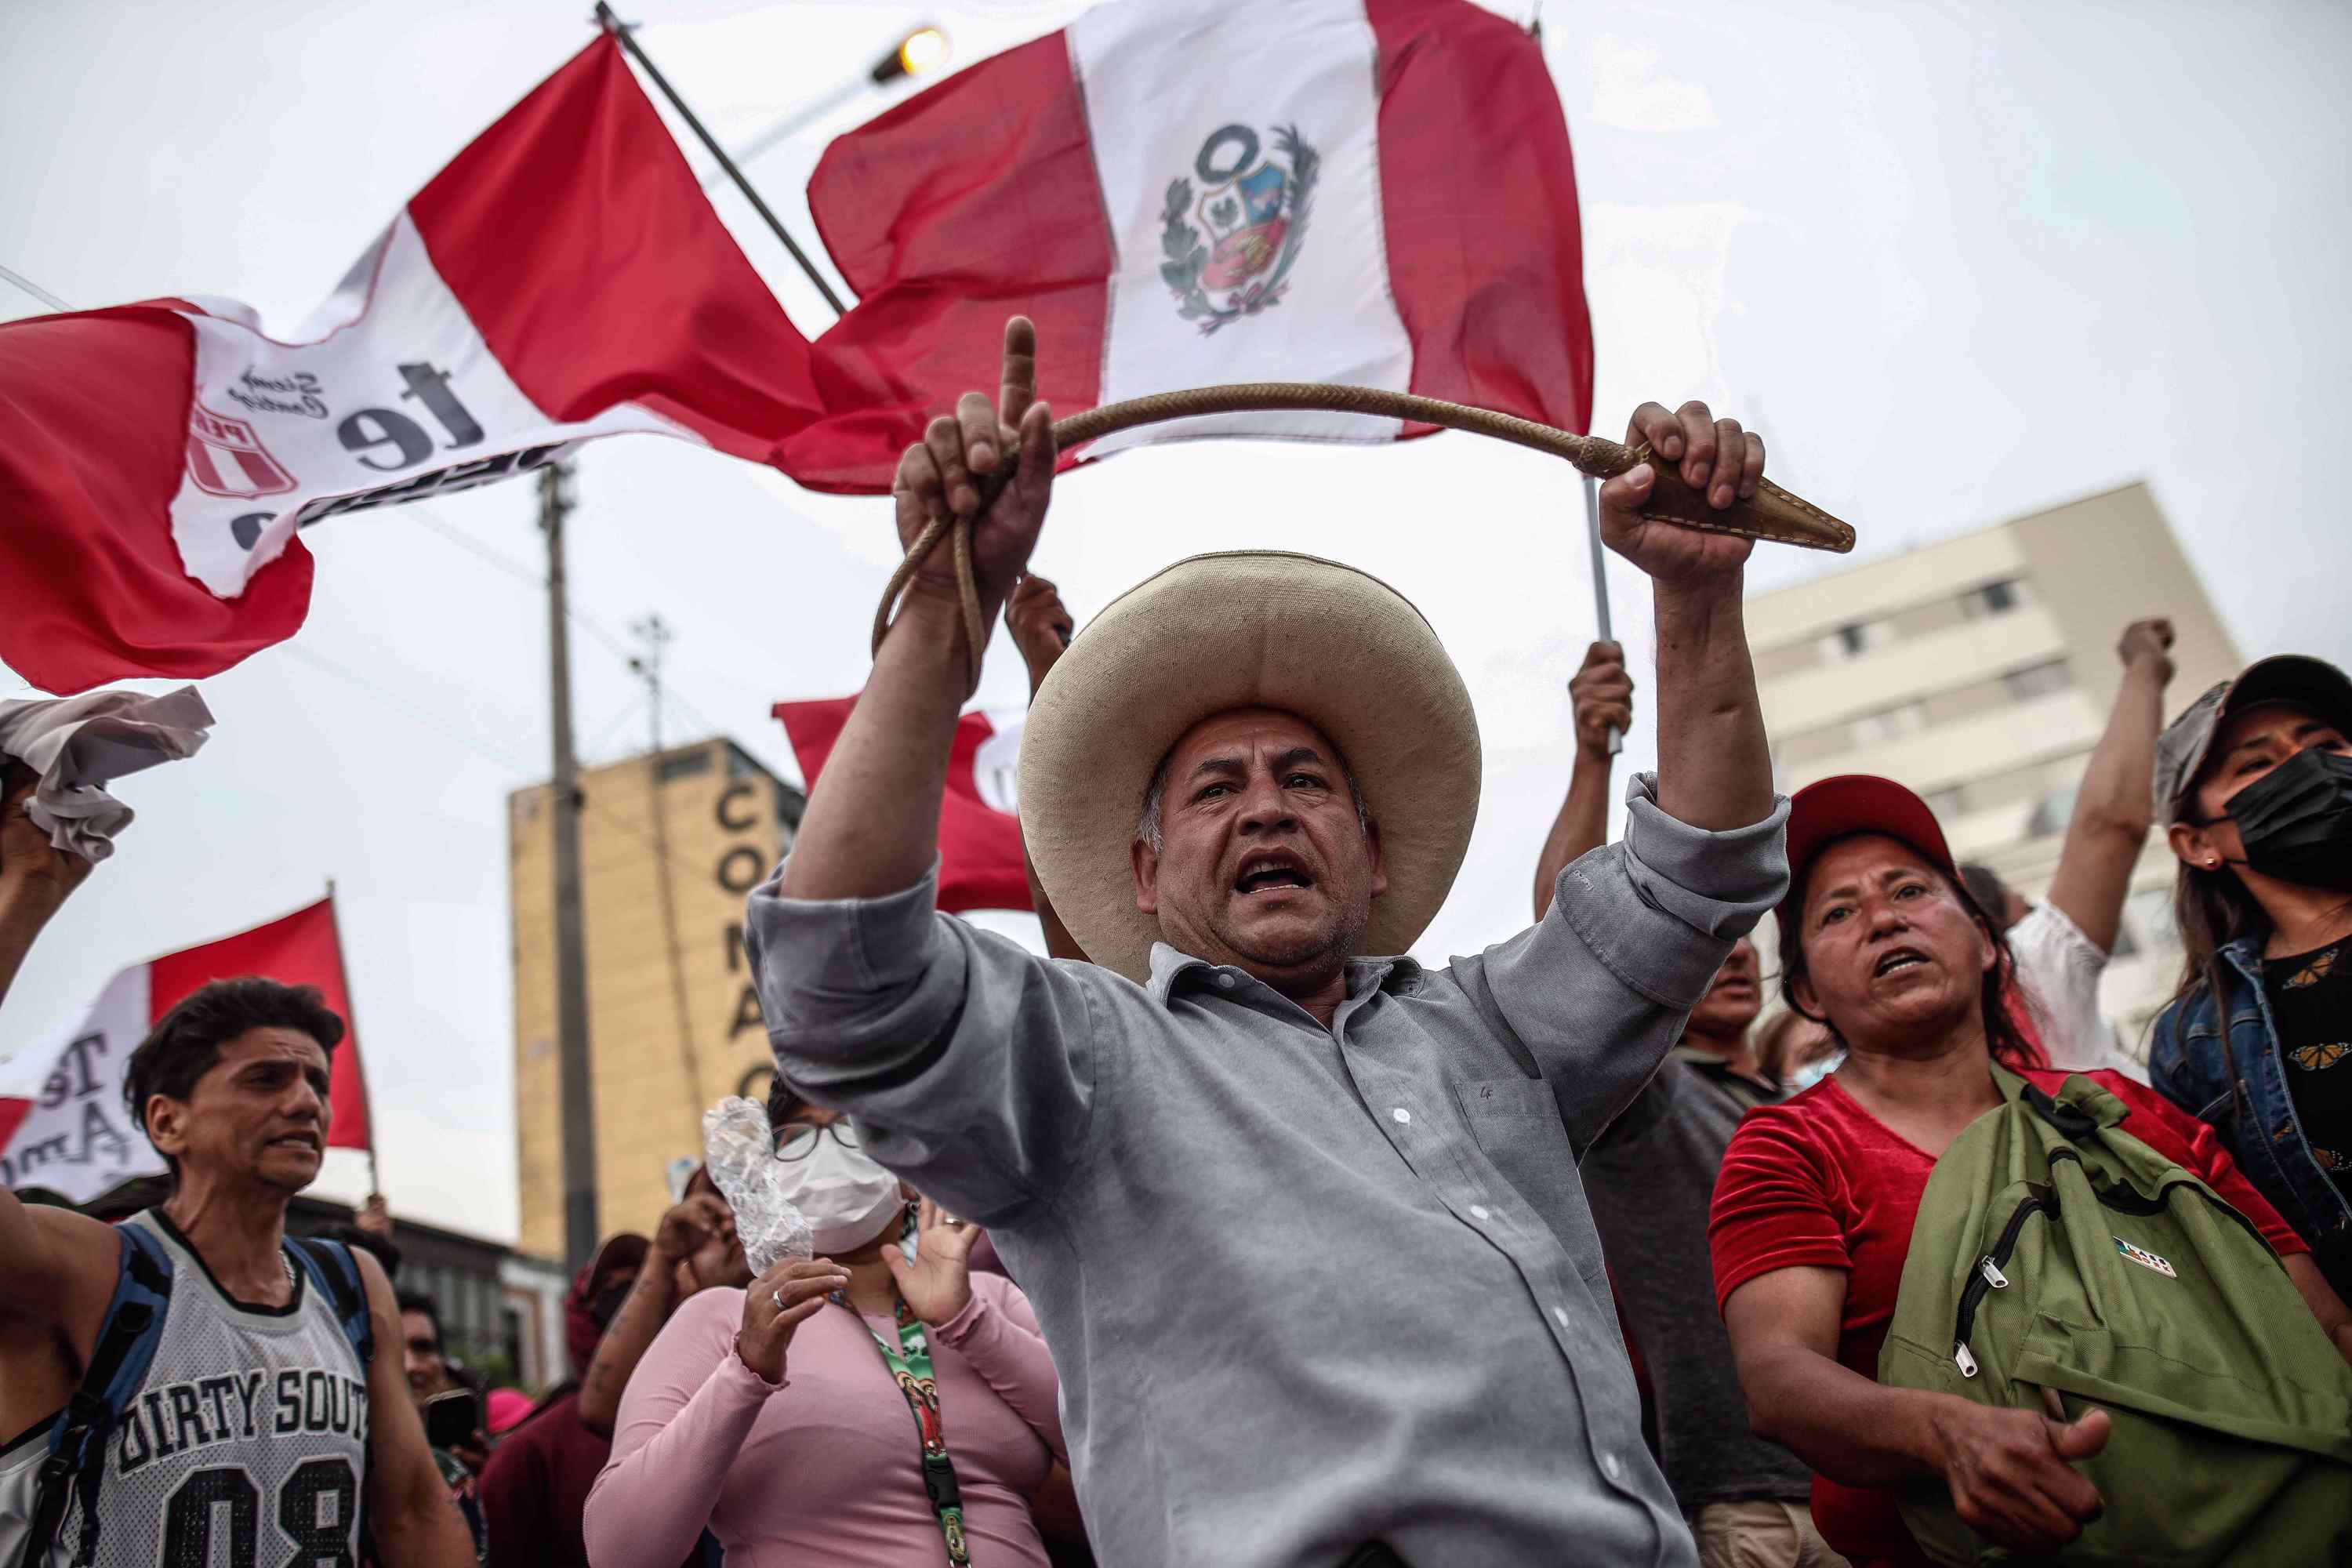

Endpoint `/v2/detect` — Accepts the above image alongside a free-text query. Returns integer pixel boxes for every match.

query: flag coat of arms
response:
[779,0,1592,490]
[0,899,371,1203]
[775,697,1032,915]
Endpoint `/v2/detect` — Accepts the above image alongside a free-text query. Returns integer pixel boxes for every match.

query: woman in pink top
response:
[585,1098,1069,1567]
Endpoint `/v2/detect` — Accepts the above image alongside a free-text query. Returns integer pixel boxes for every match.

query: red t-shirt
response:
[1708,1068,2307,1568]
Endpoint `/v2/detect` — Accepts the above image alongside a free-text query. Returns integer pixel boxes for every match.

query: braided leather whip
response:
[872,383,1857,677]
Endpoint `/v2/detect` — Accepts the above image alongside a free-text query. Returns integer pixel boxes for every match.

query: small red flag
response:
[775,697,1034,915]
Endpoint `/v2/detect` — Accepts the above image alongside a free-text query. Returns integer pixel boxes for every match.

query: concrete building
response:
[1746,482,2241,1053]
[508,737,804,1261]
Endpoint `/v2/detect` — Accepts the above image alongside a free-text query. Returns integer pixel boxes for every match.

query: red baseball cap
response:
[1777,775,1958,949]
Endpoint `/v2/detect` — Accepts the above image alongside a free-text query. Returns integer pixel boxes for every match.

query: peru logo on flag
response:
[185,405,296,499]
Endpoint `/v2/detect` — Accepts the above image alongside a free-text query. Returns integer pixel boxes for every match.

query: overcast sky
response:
[5,0,2347,1242]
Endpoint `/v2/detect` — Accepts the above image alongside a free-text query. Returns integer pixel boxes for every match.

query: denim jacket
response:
[2147,933,2352,1278]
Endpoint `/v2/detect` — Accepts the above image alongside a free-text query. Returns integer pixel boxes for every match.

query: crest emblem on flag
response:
[185,405,296,499]
[1159,122,1319,335]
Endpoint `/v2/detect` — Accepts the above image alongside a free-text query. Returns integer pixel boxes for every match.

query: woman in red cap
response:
[2147,655,2352,1301]
[1708,775,2350,1568]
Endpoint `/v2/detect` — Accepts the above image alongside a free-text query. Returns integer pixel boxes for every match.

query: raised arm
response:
[1533,641,1632,922]
[0,761,93,1013]
[1466,401,1787,1148]
[0,764,122,1349]
[2042,618,2174,952]
[779,318,1054,905]
[357,1250,477,1567]
[579,1193,732,1436]
[1007,573,1087,963]
[1595,403,1775,834]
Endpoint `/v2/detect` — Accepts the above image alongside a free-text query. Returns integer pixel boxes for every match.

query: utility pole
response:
[541,459,597,1272]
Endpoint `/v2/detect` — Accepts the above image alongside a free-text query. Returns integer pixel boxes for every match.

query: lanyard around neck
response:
[835,1289,971,1566]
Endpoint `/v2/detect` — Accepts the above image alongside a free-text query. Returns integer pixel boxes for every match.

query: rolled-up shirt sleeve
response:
[744,861,1105,1225]
[1465,772,1789,1152]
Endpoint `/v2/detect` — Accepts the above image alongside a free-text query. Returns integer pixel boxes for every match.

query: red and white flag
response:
[0,899,370,1203]
[775,697,1032,914]
[776,0,1590,491]
[0,35,818,695]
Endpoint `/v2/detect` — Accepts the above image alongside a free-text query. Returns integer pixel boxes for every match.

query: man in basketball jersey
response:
[0,808,474,1568]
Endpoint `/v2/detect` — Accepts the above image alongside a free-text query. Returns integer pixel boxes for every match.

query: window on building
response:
[1961,577,2033,619]
[2003,659,2074,703]
[1849,700,1928,748]
[1924,784,1969,820]
[657,746,714,783]
[1815,619,1893,662]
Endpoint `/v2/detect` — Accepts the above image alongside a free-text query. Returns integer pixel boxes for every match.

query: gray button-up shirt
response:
[746,774,1788,1568]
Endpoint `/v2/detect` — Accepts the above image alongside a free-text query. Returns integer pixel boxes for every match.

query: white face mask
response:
[777,1131,906,1254]
[1786,1049,1846,1093]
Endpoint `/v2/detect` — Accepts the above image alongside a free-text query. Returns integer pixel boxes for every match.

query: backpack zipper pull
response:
[1953,1340,1978,1377]
[1978,1256,2009,1290]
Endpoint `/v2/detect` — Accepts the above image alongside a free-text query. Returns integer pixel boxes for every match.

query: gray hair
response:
[1134,743,1370,854]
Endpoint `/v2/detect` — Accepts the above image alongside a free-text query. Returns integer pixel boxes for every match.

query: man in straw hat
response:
[745,319,1790,1568]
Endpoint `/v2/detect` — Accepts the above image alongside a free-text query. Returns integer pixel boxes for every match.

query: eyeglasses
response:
[775,1122,860,1161]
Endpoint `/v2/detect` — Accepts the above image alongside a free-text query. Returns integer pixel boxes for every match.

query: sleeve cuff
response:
[929,1289,991,1350]
[745,858,945,998]
[1621,771,1791,924]
[1559,771,1788,1007]
[721,1340,787,1399]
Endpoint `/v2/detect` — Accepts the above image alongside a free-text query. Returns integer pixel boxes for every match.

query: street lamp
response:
[873,26,949,84]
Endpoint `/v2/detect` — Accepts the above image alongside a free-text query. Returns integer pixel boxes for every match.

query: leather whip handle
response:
[871,383,1857,673]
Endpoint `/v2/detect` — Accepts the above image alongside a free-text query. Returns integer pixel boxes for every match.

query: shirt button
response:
[1391,1108,1411,1125]
[1216,972,1237,990]
[1551,1305,1571,1330]
[1469,1204,1491,1221]
[1602,1451,1623,1482]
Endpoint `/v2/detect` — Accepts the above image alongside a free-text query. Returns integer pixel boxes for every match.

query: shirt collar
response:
[1146,942,1423,1005]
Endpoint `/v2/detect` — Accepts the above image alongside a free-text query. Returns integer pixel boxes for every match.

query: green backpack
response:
[1878,1064,2352,1566]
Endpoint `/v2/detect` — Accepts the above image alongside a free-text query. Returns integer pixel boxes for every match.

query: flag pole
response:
[323,881,383,1196]
[1582,476,1623,755]
[593,2,848,319]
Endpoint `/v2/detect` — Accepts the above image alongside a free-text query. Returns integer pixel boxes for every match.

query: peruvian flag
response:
[0,899,371,1203]
[775,0,1590,491]
[775,697,1032,914]
[0,34,818,695]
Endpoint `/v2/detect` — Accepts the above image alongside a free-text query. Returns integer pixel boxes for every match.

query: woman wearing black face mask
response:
[2148,655,2352,1298]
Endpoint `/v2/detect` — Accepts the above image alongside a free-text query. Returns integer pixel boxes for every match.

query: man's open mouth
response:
[1233,851,1313,896]
[1872,946,1931,978]
[270,1133,322,1153]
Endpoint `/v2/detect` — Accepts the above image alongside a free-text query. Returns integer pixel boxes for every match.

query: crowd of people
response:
[2,318,2350,1566]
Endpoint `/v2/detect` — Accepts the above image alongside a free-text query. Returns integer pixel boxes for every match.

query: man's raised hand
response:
[891,316,1057,615]
[0,762,92,910]
[1568,641,1634,761]
[1007,574,1076,695]
[1596,400,1763,588]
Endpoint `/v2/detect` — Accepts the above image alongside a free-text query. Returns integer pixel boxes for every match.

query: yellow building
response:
[509,738,803,1260]
[1747,483,2240,1051]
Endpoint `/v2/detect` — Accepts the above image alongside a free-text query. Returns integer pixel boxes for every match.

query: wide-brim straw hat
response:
[1019,551,1481,982]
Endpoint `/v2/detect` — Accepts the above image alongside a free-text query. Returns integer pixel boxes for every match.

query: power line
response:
[280,643,537,777]
[0,264,71,313]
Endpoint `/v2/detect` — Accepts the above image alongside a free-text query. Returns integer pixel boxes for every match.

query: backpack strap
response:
[28,1221,174,1568]
[2020,1079,2103,1141]
[285,1236,376,1371]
